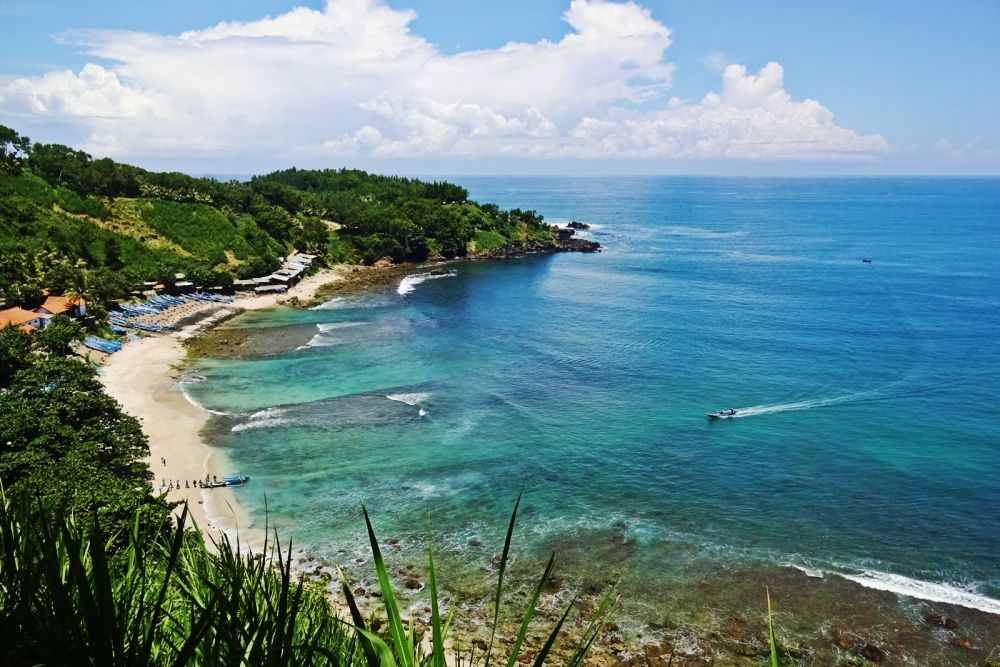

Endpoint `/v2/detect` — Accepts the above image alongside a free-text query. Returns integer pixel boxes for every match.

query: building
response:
[34,295,87,318]
[0,307,49,332]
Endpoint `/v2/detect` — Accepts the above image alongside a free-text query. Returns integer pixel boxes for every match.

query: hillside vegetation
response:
[0,124,555,308]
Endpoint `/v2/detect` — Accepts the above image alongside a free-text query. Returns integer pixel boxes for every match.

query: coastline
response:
[99,267,345,541]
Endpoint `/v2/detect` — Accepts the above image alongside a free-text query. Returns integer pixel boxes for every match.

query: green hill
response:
[0,124,556,309]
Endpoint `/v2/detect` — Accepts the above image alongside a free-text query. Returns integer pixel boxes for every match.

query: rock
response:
[947,635,976,650]
[724,617,751,642]
[567,221,591,230]
[492,554,503,566]
[469,538,482,547]
[353,587,366,597]
[557,227,576,241]
[373,256,394,268]
[923,613,958,629]
[429,268,449,276]
[857,643,885,662]
[831,627,858,651]
[555,237,601,253]
[405,578,423,590]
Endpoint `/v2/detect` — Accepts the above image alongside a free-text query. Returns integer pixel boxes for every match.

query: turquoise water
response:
[187,177,1000,622]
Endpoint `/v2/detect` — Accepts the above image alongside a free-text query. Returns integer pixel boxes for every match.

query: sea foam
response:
[838,570,1000,615]
[397,271,455,296]
[386,392,431,406]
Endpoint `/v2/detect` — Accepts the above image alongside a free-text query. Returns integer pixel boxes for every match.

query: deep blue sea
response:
[187,177,1000,631]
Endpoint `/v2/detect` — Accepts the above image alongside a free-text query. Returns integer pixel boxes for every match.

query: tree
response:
[0,357,170,535]
[0,326,33,388]
[0,124,31,174]
[36,314,84,357]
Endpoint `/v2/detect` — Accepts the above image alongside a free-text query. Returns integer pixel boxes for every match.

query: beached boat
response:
[223,475,251,487]
[707,409,738,419]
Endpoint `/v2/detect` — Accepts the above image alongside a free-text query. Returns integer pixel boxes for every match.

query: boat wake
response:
[728,391,877,418]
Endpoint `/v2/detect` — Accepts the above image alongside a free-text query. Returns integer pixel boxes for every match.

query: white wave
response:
[387,392,431,406]
[231,417,292,433]
[310,298,345,310]
[316,321,362,332]
[838,570,1000,615]
[418,408,426,417]
[178,383,231,416]
[787,563,824,578]
[397,271,455,296]
[231,407,291,432]
[248,407,286,421]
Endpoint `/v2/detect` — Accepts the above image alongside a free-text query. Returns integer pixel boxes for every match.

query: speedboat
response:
[707,409,738,419]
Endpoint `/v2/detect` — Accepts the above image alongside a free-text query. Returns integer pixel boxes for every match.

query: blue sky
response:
[1,0,998,175]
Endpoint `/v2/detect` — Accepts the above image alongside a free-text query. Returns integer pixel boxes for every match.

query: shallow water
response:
[187,177,1000,653]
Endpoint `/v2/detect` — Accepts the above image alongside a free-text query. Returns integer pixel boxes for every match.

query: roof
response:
[0,307,43,328]
[36,295,86,316]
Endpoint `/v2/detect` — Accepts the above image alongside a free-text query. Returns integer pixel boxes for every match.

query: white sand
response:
[99,267,343,543]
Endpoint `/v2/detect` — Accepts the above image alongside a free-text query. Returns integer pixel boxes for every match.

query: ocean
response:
[185,177,1000,656]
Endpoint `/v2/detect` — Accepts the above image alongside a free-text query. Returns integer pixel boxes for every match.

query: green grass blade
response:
[767,586,780,667]
[566,578,618,667]
[531,594,575,667]
[362,502,412,667]
[356,628,400,667]
[428,542,446,667]
[338,567,380,667]
[505,552,556,667]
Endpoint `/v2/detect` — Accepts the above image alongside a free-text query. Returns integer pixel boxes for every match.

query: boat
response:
[707,409,738,419]
[862,258,872,263]
[203,475,251,489]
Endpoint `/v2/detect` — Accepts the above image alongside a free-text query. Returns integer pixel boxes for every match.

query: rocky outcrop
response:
[567,221,591,230]
[556,237,601,252]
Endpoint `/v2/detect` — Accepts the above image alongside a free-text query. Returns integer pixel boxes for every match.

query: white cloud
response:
[0,0,887,166]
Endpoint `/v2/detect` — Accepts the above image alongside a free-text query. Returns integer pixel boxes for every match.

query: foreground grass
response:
[0,489,612,666]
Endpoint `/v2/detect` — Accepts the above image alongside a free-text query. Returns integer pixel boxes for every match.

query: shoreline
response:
[99,267,345,542]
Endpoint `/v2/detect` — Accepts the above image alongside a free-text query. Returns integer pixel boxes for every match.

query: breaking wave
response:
[397,271,455,296]
[838,570,1000,615]
[386,392,431,406]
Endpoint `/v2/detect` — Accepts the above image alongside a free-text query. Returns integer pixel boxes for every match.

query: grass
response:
[0,488,611,666]
[340,489,616,666]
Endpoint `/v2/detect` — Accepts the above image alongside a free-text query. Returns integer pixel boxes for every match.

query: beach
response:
[99,267,344,538]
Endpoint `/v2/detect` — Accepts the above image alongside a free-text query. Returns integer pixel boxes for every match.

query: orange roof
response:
[0,307,42,328]
[37,295,85,315]
[19,324,37,333]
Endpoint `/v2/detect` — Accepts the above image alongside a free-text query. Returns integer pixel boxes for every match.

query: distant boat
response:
[707,409,738,419]
[862,258,872,263]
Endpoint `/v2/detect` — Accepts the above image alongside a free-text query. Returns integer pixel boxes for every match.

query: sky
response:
[0,0,998,176]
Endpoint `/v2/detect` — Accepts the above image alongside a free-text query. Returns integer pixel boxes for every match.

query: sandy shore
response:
[99,268,343,540]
